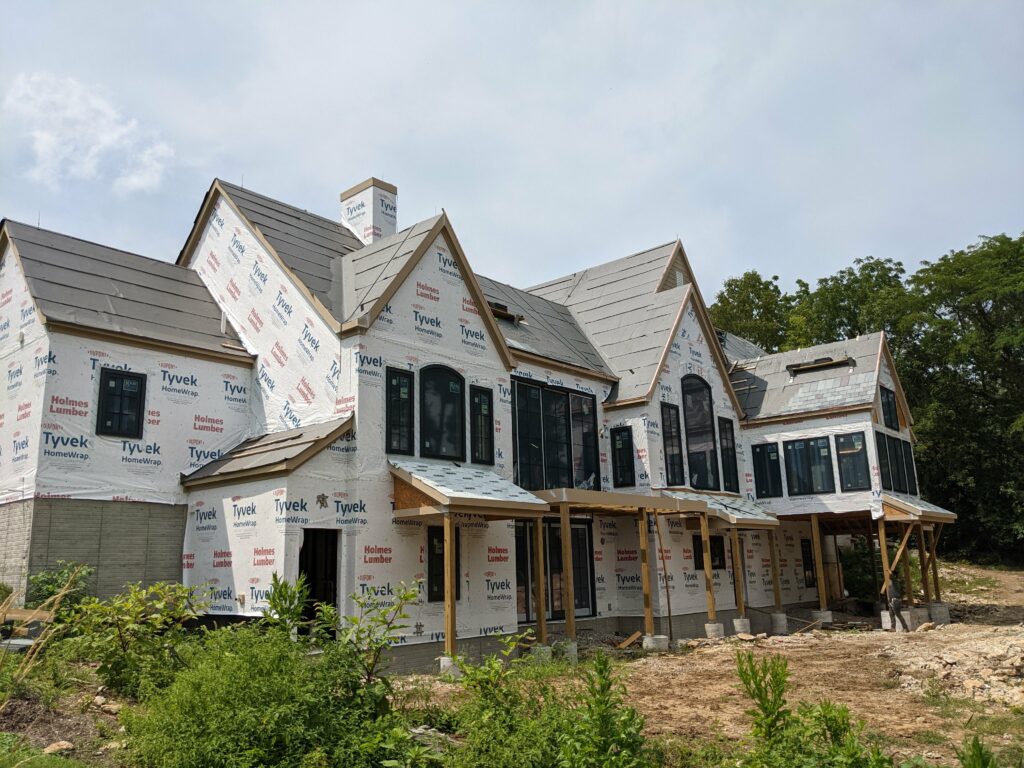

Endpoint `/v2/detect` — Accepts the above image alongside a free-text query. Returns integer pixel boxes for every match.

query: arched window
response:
[420,365,465,460]
[682,375,719,490]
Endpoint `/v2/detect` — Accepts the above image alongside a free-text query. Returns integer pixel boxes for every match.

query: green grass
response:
[0,733,91,767]
[937,562,999,597]
[921,676,1024,764]
[909,729,949,746]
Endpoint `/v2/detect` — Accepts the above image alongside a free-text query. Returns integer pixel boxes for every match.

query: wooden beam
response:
[916,523,932,603]
[866,517,879,597]
[767,530,782,610]
[877,517,892,596]
[810,514,828,611]
[730,527,746,618]
[653,511,673,642]
[699,511,717,622]
[638,510,655,636]
[833,535,846,600]
[559,503,576,640]
[443,514,457,657]
[888,523,915,574]
[929,524,943,602]
[532,520,547,645]
[900,532,915,606]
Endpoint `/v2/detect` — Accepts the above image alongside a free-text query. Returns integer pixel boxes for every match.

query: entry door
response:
[298,529,338,618]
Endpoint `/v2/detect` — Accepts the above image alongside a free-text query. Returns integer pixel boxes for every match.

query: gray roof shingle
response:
[4,220,251,361]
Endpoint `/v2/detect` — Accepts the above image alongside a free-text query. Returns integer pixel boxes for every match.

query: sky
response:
[2,2,1022,298]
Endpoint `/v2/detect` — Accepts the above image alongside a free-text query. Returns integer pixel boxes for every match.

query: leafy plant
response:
[736,651,791,742]
[335,580,420,692]
[260,571,309,634]
[26,560,95,615]
[956,736,1003,768]
[557,652,652,768]
[63,581,206,697]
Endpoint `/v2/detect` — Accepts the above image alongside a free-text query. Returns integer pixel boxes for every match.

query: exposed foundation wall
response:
[28,498,186,598]
[0,499,34,600]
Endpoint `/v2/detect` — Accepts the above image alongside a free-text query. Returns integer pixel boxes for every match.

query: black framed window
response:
[96,368,146,439]
[470,386,494,464]
[610,426,635,488]
[420,365,465,460]
[783,437,835,495]
[426,525,460,603]
[386,368,414,455]
[887,434,908,493]
[569,394,600,490]
[682,375,719,490]
[876,431,893,491]
[800,539,817,588]
[718,417,739,493]
[751,443,783,498]
[880,386,899,430]
[835,432,871,492]
[512,380,600,492]
[693,534,726,570]
[661,402,685,486]
[902,441,918,495]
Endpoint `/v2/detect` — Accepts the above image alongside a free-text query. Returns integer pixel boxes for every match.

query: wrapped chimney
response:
[340,178,397,244]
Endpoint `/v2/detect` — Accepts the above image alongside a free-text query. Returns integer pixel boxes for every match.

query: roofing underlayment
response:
[389,457,548,508]
[661,489,779,527]
[882,492,958,523]
[717,330,768,363]
[3,219,251,361]
[729,332,883,421]
[182,416,353,486]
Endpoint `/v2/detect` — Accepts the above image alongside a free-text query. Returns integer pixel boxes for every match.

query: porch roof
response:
[388,458,548,517]
[882,493,957,524]
[661,489,779,528]
[531,487,697,514]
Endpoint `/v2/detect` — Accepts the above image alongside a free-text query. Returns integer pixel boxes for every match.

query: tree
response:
[708,271,791,353]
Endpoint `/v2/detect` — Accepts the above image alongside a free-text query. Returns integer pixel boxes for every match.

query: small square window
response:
[96,368,147,439]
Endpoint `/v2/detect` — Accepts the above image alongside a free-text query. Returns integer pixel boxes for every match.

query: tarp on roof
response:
[882,493,957,523]
[729,333,883,421]
[216,181,361,321]
[662,489,778,527]
[389,458,547,509]
[4,220,251,361]
[476,274,615,377]
[182,417,352,487]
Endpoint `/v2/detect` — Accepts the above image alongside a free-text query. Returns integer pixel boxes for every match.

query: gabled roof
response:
[389,457,547,511]
[529,241,678,305]
[1,220,252,365]
[729,332,884,423]
[181,416,353,489]
[476,274,616,378]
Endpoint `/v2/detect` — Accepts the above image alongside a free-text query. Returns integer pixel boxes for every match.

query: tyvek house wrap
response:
[190,197,350,433]
[0,243,46,503]
[32,332,251,504]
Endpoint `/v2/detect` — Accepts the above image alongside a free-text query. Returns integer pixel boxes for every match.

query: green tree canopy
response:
[708,271,791,353]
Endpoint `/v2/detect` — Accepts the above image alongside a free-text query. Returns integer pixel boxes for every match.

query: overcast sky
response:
[2,2,1022,297]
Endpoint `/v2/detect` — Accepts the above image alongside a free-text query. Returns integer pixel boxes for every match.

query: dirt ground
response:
[621,561,1024,764]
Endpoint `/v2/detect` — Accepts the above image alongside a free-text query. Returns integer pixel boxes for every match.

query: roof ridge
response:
[216,179,353,235]
[526,239,677,293]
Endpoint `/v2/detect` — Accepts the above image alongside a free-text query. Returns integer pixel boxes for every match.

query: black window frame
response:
[880,386,900,430]
[419,365,466,461]
[876,431,893,491]
[661,402,685,486]
[887,433,908,493]
[902,440,918,495]
[783,436,836,496]
[800,538,817,588]
[751,443,783,499]
[569,393,600,491]
[426,525,460,603]
[469,386,494,465]
[385,367,415,455]
[610,426,636,488]
[96,367,147,439]
[718,417,739,493]
[693,534,727,571]
[835,431,871,492]
[682,375,720,491]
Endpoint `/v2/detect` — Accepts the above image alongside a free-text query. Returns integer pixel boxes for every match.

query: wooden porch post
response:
[638,509,655,636]
[730,527,745,618]
[810,514,828,611]
[699,511,717,622]
[916,523,932,604]
[929,524,943,603]
[443,513,457,657]
[767,529,782,610]
[866,516,879,597]
[559,502,576,640]
[900,525,915,606]
[877,517,892,596]
[653,512,673,641]
[532,519,547,644]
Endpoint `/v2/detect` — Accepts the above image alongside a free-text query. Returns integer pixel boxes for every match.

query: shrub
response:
[125,625,421,768]
[260,571,309,634]
[26,560,95,615]
[62,581,206,697]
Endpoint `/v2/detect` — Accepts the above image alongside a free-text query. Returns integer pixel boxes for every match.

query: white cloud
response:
[3,72,173,193]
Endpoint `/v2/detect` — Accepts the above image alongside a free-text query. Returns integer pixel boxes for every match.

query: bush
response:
[61,581,205,697]
[26,560,95,615]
